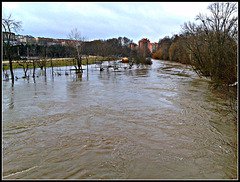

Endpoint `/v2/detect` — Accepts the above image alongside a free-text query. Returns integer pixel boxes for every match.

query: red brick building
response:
[138,38,151,52]
[129,43,138,50]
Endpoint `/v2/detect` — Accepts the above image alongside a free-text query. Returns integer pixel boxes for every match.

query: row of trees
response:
[152,35,191,64]
[3,44,70,60]
[153,2,238,88]
[3,36,133,62]
[83,36,132,57]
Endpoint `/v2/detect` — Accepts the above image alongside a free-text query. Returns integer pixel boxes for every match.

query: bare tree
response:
[17,60,30,78]
[17,46,31,78]
[181,2,238,86]
[68,28,85,73]
[37,46,47,71]
[2,14,22,81]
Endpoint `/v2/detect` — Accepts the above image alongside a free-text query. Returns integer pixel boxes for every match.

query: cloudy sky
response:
[2,2,212,43]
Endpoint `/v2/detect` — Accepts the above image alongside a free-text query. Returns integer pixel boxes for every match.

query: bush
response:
[144,57,153,65]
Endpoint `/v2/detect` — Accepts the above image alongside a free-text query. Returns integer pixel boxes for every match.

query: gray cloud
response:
[2,2,211,43]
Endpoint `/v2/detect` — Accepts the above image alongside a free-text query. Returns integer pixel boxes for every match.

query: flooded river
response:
[2,59,237,179]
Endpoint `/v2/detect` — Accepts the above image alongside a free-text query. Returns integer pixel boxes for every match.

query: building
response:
[60,39,72,46]
[35,37,53,46]
[24,35,36,44]
[150,42,158,53]
[53,39,65,46]
[2,32,17,45]
[138,38,151,52]
[15,34,25,44]
[129,43,138,51]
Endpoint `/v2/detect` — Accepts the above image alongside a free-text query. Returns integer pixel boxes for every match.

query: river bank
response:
[152,58,238,118]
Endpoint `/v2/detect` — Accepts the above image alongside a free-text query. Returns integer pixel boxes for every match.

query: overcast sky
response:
[2,1,212,43]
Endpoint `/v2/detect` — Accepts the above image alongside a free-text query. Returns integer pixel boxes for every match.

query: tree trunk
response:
[77,57,83,72]
[9,58,14,80]
[86,56,88,70]
[7,49,14,80]
[44,60,47,76]
[51,59,53,76]
[33,60,36,77]
[24,68,27,77]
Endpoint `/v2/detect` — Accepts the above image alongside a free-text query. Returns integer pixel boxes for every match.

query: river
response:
[2,59,237,179]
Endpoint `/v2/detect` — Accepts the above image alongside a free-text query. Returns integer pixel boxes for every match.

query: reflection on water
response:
[2,59,237,179]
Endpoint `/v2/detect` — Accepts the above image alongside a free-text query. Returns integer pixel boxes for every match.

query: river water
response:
[2,59,237,179]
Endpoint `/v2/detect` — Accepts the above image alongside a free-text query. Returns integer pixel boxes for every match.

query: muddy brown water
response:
[2,59,237,179]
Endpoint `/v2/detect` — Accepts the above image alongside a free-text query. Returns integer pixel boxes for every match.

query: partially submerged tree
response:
[16,46,32,78]
[36,46,47,71]
[68,28,85,73]
[29,45,37,78]
[2,14,22,81]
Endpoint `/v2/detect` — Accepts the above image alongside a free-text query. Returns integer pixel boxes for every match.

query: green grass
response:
[2,56,118,70]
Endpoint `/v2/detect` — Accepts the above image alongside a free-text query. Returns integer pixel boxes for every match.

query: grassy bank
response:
[2,56,118,70]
